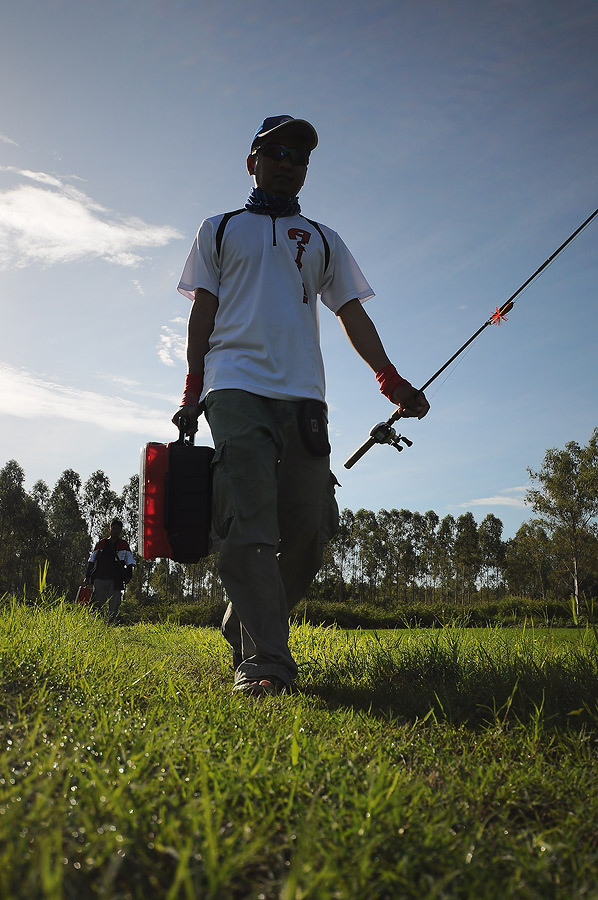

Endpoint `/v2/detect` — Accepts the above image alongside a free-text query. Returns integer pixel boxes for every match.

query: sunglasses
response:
[252,143,310,167]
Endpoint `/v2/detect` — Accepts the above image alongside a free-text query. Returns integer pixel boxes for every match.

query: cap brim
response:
[253,119,318,151]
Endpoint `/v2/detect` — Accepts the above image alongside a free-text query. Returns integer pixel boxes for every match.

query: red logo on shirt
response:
[288,228,311,303]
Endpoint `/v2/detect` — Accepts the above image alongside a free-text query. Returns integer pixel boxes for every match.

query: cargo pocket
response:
[210,442,234,543]
[319,471,340,544]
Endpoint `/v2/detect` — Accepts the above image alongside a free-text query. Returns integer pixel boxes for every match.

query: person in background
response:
[173,115,429,695]
[86,518,135,624]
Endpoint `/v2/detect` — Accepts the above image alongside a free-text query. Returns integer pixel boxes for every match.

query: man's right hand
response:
[172,405,200,434]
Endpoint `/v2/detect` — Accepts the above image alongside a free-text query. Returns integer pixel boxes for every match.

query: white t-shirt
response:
[177,210,374,402]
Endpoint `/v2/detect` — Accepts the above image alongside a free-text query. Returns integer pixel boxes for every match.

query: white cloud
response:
[98,373,144,392]
[158,318,187,367]
[467,496,528,508]
[0,166,62,187]
[98,372,181,404]
[0,168,183,270]
[463,486,529,509]
[0,135,19,147]
[0,363,190,440]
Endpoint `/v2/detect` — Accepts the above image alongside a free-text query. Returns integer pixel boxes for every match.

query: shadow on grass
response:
[299,647,598,732]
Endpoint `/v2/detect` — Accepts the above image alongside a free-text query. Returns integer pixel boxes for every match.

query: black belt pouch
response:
[298,399,331,457]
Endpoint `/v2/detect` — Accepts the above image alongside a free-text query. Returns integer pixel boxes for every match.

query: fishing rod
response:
[345,205,598,469]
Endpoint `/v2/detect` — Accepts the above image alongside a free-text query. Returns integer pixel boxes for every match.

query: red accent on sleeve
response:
[180,372,203,406]
[375,364,411,400]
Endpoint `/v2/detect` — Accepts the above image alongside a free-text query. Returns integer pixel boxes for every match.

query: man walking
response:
[86,518,135,624]
[173,115,429,695]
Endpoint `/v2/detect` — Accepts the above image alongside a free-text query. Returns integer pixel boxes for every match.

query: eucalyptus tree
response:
[420,510,440,600]
[82,470,119,543]
[0,460,48,593]
[119,475,139,550]
[478,513,505,600]
[453,512,481,603]
[353,509,384,603]
[331,509,356,600]
[377,509,404,604]
[149,558,188,603]
[504,521,552,599]
[526,428,598,616]
[377,508,414,603]
[0,460,26,589]
[30,479,50,514]
[46,469,90,597]
[434,515,456,603]
[406,511,425,601]
[547,527,598,609]
[119,475,144,598]
[333,508,361,598]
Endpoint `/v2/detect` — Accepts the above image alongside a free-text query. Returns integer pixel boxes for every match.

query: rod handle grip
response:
[344,436,376,469]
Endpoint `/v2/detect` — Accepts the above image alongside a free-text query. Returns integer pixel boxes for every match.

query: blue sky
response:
[1,0,597,540]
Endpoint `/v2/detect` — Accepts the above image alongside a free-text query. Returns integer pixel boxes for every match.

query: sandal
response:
[233,678,286,696]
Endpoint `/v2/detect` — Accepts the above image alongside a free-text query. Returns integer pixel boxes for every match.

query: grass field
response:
[1,599,598,899]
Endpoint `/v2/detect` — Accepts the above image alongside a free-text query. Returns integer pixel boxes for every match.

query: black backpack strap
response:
[303,217,330,273]
[216,209,331,274]
[215,209,245,258]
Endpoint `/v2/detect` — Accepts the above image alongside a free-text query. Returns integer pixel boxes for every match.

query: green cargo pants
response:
[205,389,339,687]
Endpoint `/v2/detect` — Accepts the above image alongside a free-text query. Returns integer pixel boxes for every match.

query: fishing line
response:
[426,346,475,398]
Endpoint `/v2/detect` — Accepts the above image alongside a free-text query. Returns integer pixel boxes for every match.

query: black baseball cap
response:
[251,115,318,151]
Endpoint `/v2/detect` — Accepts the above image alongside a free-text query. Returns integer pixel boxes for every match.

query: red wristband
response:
[375,364,411,400]
[180,372,203,407]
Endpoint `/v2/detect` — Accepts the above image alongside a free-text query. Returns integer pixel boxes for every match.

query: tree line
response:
[1,428,597,611]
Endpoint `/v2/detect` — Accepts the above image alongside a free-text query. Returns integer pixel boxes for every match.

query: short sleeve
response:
[319,230,375,313]
[177,218,220,301]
